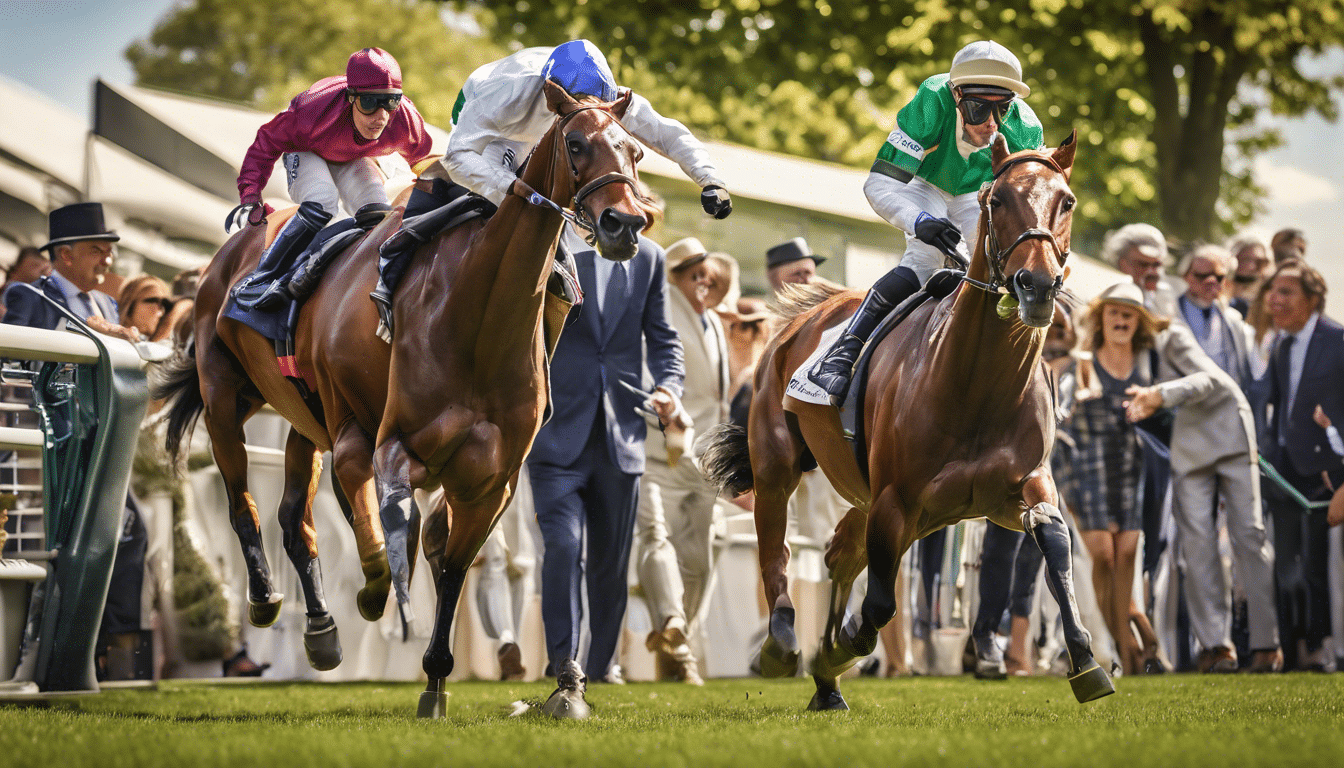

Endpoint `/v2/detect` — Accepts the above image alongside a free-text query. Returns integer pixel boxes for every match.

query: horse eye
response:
[568,140,583,155]
[1062,197,1076,211]
[989,197,1003,209]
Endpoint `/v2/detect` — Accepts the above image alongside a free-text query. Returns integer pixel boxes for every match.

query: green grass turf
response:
[1,674,1342,767]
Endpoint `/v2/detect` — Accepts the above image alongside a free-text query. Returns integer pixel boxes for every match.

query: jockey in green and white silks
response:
[808,41,1045,403]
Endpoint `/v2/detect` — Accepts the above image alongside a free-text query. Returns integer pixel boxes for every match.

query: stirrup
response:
[371,290,394,343]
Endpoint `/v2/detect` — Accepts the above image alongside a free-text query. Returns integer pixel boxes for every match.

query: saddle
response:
[839,268,963,484]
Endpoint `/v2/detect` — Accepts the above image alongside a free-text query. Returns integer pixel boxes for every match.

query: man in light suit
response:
[528,232,686,685]
[635,238,730,685]
[1173,245,1255,392]
[1128,274,1280,673]
[1260,260,1343,672]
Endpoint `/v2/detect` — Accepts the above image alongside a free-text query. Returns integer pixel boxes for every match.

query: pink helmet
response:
[346,48,402,92]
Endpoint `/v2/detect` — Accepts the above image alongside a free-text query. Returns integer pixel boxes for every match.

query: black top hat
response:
[766,237,825,269]
[41,202,119,252]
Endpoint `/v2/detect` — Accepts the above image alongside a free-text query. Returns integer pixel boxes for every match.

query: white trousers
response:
[473,467,539,648]
[1172,454,1279,651]
[282,151,388,217]
[897,177,981,283]
[636,458,721,633]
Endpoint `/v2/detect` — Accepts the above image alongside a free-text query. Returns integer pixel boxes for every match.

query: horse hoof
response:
[541,688,591,720]
[806,687,849,712]
[248,593,284,628]
[357,555,392,622]
[1068,659,1116,703]
[417,690,448,719]
[975,658,1007,680]
[303,615,342,671]
[760,607,799,678]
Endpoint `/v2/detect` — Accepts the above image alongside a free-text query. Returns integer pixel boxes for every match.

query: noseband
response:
[963,154,1072,295]
[538,104,648,245]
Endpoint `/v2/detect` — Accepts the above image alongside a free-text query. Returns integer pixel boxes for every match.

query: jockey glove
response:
[226,201,275,232]
[914,213,961,256]
[701,185,732,219]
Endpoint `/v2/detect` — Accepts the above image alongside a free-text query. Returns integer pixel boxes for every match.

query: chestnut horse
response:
[704,132,1113,710]
[156,82,652,701]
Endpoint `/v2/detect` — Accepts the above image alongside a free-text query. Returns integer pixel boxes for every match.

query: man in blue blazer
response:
[528,232,686,684]
[1261,260,1344,672]
[2,203,122,332]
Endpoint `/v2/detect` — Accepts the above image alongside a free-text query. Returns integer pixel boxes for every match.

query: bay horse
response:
[155,82,652,699]
[703,132,1114,710]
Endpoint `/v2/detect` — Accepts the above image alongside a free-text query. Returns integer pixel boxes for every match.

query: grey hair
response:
[1177,243,1232,277]
[1101,223,1169,267]
[1225,232,1269,259]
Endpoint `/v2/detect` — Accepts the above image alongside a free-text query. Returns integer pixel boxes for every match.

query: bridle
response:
[962,154,1072,295]
[525,104,649,245]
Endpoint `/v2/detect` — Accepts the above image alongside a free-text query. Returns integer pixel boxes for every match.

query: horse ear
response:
[544,78,578,115]
[990,133,1011,171]
[611,89,633,121]
[1053,130,1078,180]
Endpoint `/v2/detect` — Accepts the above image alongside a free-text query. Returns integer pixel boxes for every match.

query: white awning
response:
[86,137,231,247]
[0,75,87,191]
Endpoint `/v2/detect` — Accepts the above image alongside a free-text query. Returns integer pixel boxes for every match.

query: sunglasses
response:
[957,94,1013,126]
[1190,270,1227,282]
[352,92,402,115]
[139,297,173,311]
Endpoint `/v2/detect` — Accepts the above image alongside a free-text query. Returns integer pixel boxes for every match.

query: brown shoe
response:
[498,642,526,681]
[222,644,271,677]
[1196,646,1238,674]
[1245,648,1283,674]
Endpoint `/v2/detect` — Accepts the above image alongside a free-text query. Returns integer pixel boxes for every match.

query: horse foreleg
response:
[276,427,340,670]
[808,506,871,711]
[418,487,507,719]
[331,421,390,621]
[202,380,278,626]
[750,402,804,677]
[373,435,419,636]
[1021,472,1114,703]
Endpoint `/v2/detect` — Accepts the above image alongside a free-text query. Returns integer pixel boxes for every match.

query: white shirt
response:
[444,46,725,205]
[1282,311,1320,419]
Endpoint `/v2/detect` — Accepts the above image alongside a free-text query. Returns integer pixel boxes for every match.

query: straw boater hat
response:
[666,237,710,272]
[1087,281,1165,334]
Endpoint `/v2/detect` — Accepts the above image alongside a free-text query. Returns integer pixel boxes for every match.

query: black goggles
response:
[957,94,1013,126]
[352,92,403,115]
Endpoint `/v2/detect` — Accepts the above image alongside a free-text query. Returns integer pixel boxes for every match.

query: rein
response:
[962,154,1072,295]
[523,104,648,245]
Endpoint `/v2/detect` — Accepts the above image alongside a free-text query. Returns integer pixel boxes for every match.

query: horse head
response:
[976,131,1077,327]
[542,79,654,263]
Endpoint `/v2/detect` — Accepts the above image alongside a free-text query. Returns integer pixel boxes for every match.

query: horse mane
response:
[772,278,849,323]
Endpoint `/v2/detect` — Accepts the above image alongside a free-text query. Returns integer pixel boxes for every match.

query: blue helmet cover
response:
[541,40,620,102]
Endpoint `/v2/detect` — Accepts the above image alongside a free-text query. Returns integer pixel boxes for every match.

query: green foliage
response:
[125,0,508,130]
[454,0,1344,248]
[2,677,1343,767]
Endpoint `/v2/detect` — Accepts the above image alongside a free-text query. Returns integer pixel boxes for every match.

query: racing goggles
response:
[956,86,1015,126]
[352,91,403,115]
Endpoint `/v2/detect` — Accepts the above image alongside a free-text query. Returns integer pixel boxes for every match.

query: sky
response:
[2,0,1341,313]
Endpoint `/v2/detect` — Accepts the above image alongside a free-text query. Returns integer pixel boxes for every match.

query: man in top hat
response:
[635,237,731,685]
[766,237,826,294]
[2,202,136,342]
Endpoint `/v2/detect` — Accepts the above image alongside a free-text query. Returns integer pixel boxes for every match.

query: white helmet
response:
[950,41,1030,98]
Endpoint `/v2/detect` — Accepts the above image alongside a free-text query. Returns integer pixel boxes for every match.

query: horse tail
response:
[772,278,849,324]
[152,341,204,465]
[698,422,754,497]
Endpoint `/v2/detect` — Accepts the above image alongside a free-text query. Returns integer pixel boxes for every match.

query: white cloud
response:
[1254,158,1340,207]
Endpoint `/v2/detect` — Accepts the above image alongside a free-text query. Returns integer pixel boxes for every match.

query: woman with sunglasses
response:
[808,41,1044,403]
[118,274,174,340]
[229,47,433,311]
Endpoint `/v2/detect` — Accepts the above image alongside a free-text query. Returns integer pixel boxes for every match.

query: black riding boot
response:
[808,266,920,404]
[370,249,408,343]
[287,203,391,300]
[233,201,330,311]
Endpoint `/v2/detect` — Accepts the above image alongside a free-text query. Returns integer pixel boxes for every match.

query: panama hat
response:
[666,237,710,272]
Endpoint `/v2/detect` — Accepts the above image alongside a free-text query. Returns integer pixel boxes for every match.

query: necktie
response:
[1277,334,1295,446]
[1201,306,1212,321]
[603,262,627,331]
[79,292,104,320]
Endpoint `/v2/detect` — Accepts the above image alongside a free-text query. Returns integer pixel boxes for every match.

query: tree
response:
[125,0,508,131]
[452,0,1344,248]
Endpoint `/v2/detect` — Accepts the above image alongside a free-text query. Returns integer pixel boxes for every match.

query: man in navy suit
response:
[2,203,130,338]
[1261,260,1344,672]
[528,232,686,685]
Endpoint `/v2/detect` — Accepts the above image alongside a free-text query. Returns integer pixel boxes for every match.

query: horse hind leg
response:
[808,506,872,712]
[1023,502,1115,703]
[373,435,426,638]
[277,428,341,671]
[202,381,282,627]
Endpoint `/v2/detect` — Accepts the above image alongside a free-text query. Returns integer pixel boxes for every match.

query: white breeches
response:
[283,152,388,216]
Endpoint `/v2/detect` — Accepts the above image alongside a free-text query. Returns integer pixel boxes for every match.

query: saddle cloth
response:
[785,317,851,406]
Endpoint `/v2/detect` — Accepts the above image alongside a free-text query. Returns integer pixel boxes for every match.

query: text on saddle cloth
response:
[785,318,851,406]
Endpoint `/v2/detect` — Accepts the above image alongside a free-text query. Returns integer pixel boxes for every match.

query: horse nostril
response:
[1014,269,1035,294]
[599,209,623,235]
[599,208,644,239]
